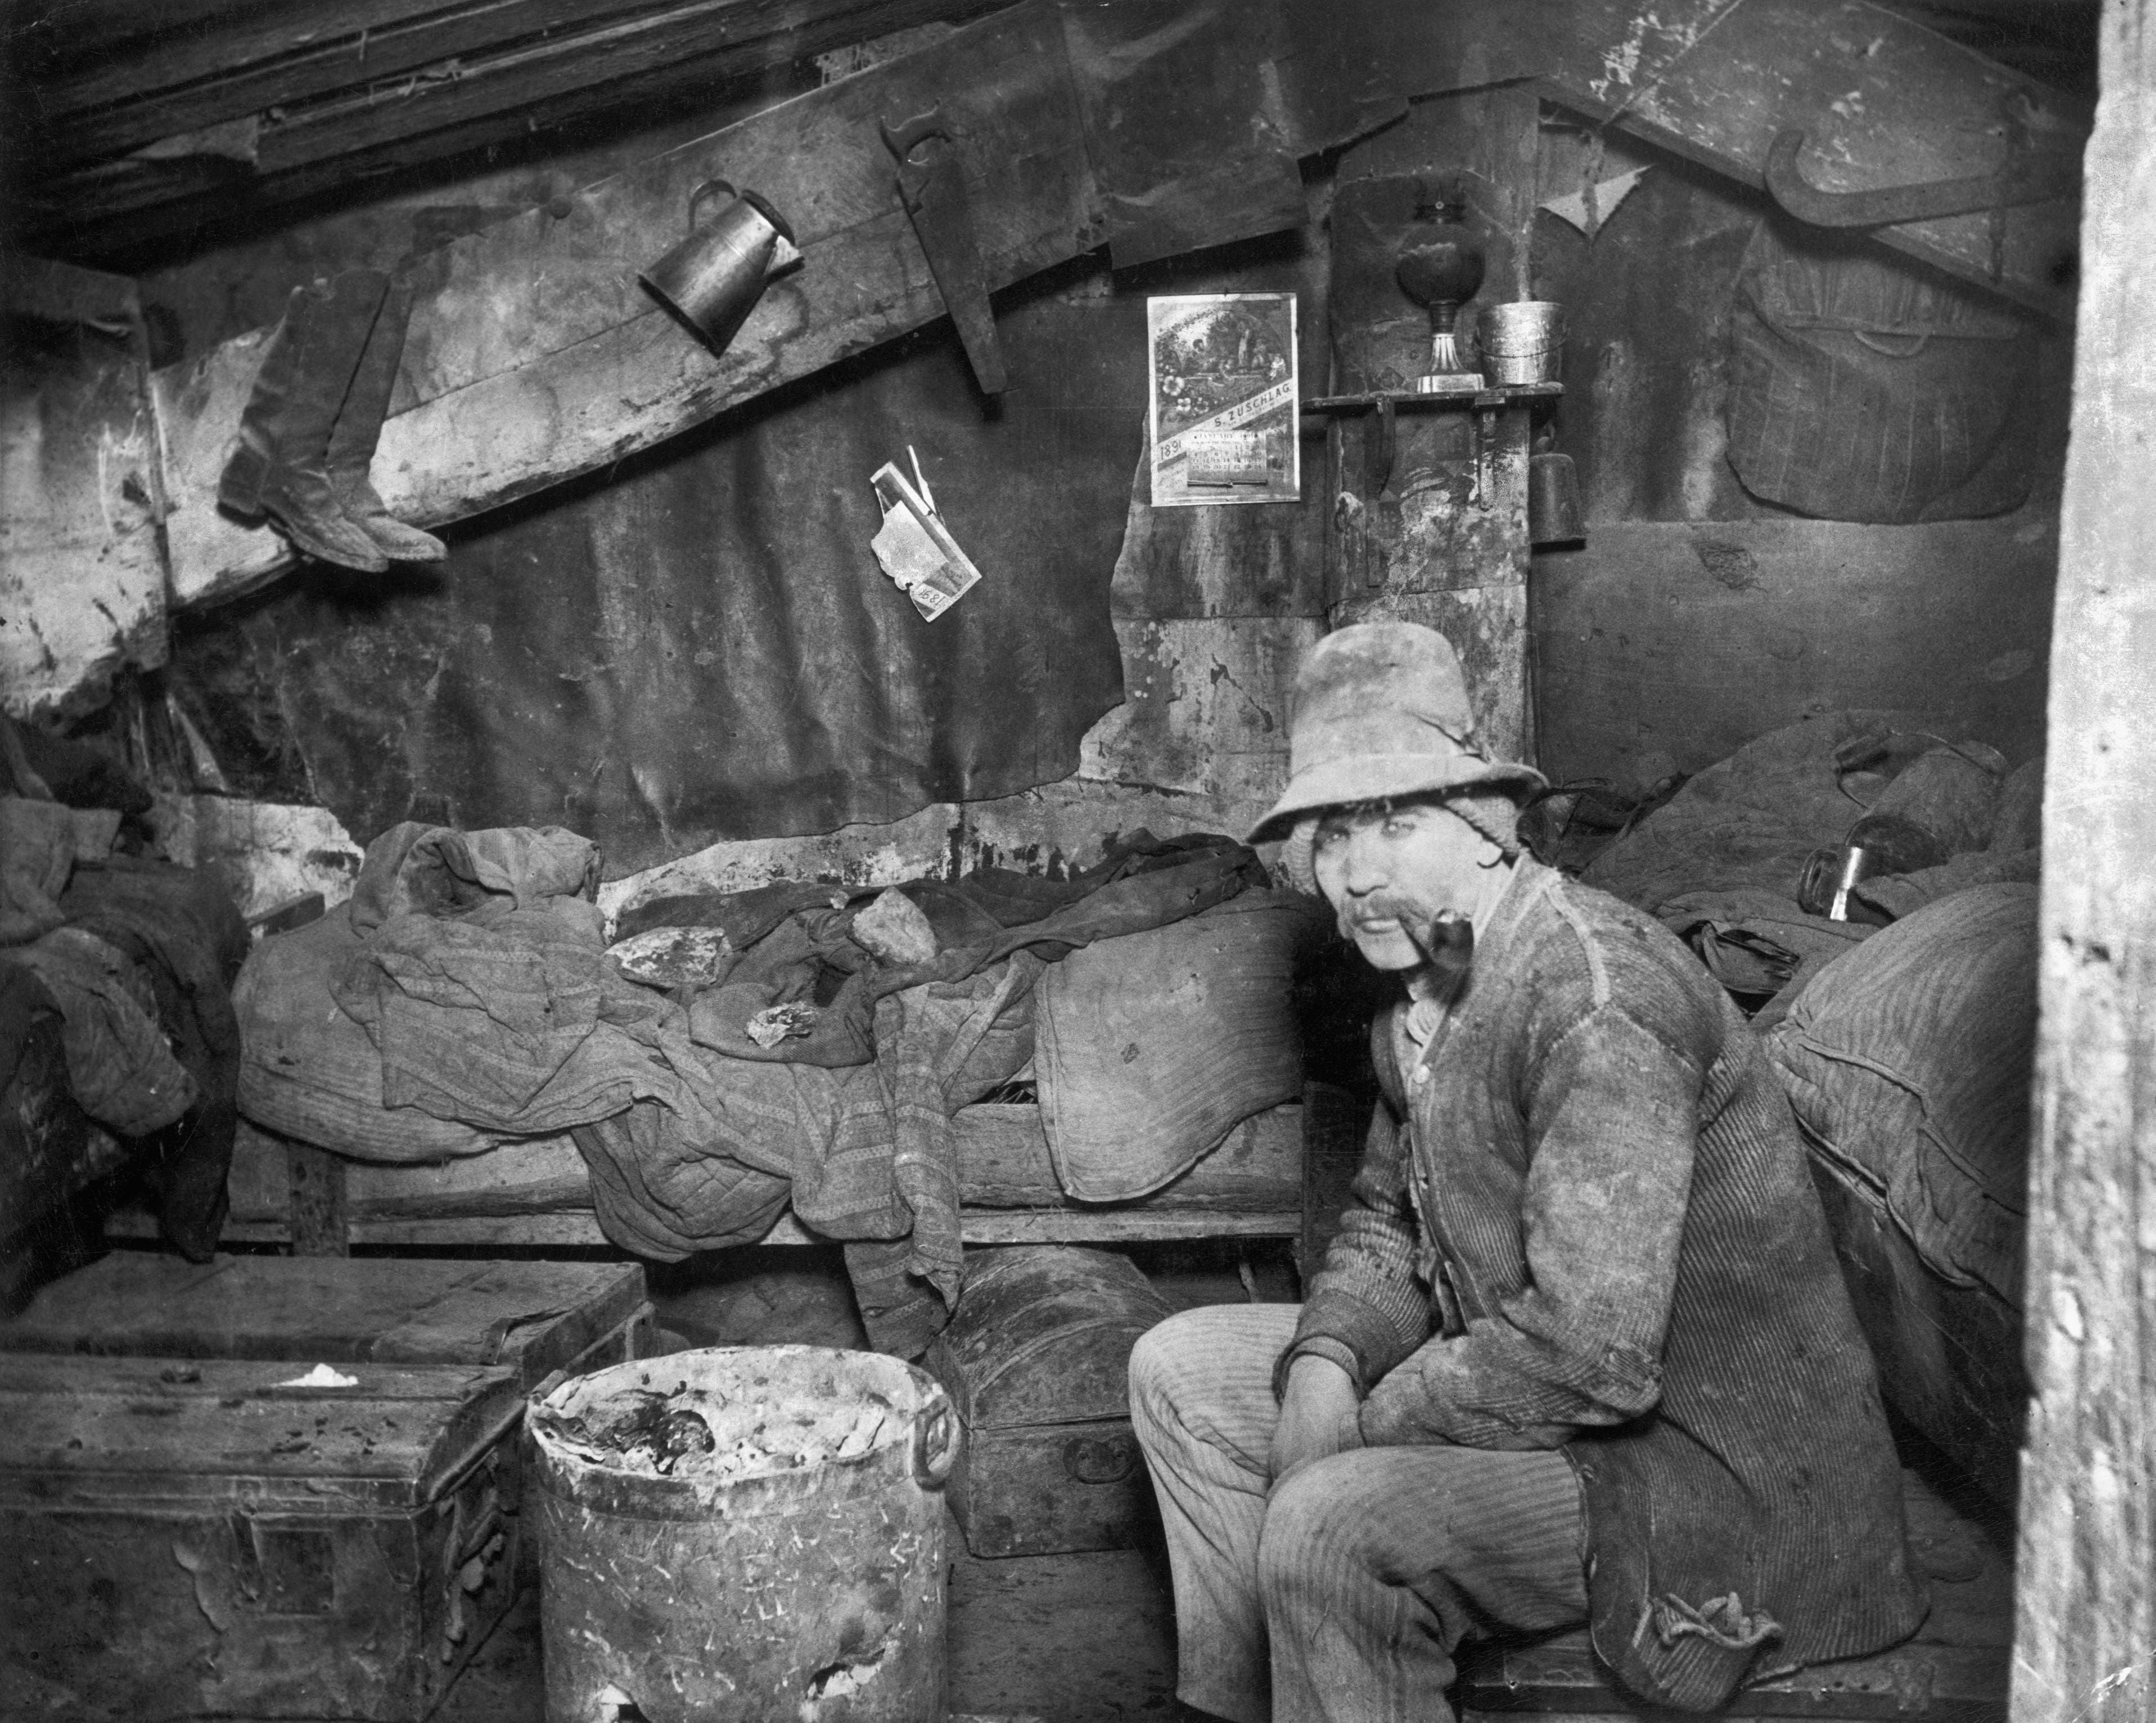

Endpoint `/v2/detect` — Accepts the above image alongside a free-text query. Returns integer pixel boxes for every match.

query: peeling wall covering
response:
[154,159,1331,888]
[595,776,1282,925]
[0,308,168,722]
[593,215,1333,902]
[151,794,365,923]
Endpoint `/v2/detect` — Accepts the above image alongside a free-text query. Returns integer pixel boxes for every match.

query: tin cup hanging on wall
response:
[639,179,803,357]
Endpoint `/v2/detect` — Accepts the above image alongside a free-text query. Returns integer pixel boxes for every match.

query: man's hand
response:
[1268,1354,1363,1486]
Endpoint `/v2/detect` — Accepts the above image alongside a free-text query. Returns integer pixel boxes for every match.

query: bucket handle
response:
[686,178,736,230]
[912,1391,960,1487]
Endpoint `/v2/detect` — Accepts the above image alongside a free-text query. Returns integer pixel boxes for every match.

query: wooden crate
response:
[926,1245,1175,1558]
[0,1353,526,1721]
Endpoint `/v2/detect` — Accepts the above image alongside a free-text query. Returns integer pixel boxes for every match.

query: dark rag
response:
[60,858,250,1260]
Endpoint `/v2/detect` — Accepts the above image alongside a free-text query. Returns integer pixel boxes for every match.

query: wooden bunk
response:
[106,1090,1361,1266]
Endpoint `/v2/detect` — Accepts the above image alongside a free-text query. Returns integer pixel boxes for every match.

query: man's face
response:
[1312,801,1495,971]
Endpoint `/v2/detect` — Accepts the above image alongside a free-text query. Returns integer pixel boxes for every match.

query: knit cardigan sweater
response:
[1284,859,1928,1710]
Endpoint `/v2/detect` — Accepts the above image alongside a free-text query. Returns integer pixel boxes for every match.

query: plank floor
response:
[435,1254,2015,1723]
[435,1458,2012,1723]
[435,1521,1183,1723]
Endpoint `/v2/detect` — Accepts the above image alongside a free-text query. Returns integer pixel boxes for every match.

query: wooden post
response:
[287,1139,351,1258]
[2012,6,2156,1720]
[1326,87,1541,763]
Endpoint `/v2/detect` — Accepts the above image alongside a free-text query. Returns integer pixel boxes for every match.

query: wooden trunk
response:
[0,1250,654,1646]
[925,1245,1174,1558]
[0,1253,652,1391]
[0,1353,525,1721]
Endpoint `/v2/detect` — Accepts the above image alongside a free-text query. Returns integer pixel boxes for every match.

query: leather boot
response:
[217,272,392,572]
[327,277,447,562]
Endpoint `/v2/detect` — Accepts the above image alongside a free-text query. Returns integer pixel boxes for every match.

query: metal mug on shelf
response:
[639,179,802,357]
[1479,300,1565,385]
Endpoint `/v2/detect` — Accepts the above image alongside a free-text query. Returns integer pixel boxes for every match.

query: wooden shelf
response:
[1304,381,1562,414]
[104,1103,1312,1255]
[105,1207,1305,1251]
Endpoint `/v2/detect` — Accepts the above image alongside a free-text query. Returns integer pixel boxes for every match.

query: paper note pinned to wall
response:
[869,459,983,621]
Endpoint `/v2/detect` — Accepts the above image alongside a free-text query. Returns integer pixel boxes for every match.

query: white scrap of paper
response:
[868,460,983,621]
[1539,166,1651,235]
[276,1364,360,1389]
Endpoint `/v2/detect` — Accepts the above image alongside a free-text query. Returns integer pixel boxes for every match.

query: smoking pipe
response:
[1404,912,1475,992]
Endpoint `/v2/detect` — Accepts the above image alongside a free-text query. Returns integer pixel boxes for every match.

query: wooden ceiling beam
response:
[11,0,1013,254]
[26,0,971,170]
[29,0,671,170]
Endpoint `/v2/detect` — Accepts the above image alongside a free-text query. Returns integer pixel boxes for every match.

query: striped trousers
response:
[1128,1305,1589,1723]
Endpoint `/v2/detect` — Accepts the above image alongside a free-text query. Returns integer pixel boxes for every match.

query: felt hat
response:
[1246,621,1546,845]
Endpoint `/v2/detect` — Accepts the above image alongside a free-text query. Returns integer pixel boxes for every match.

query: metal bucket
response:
[1479,300,1565,384]
[529,1345,958,1723]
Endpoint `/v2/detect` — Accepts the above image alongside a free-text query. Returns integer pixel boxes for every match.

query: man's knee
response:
[1256,1453,1387,1610]
[1129,1305,1242,1432]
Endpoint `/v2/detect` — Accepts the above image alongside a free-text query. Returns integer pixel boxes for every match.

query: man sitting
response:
[1130,623,1927,1723]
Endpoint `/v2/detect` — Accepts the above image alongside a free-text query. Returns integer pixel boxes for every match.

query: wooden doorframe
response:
[2013,4,2156,1718]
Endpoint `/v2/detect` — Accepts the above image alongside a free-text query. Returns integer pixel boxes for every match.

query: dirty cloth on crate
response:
[59,858,250,1260]
[1766,883,2035,1304]
[2,926,197,1139]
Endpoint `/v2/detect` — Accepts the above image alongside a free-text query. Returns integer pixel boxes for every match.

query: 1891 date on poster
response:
[1146,293,1300,508]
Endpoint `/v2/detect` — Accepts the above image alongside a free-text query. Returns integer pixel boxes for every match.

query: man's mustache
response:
[1339,895,1455,931]
[1337,897,1475,966]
